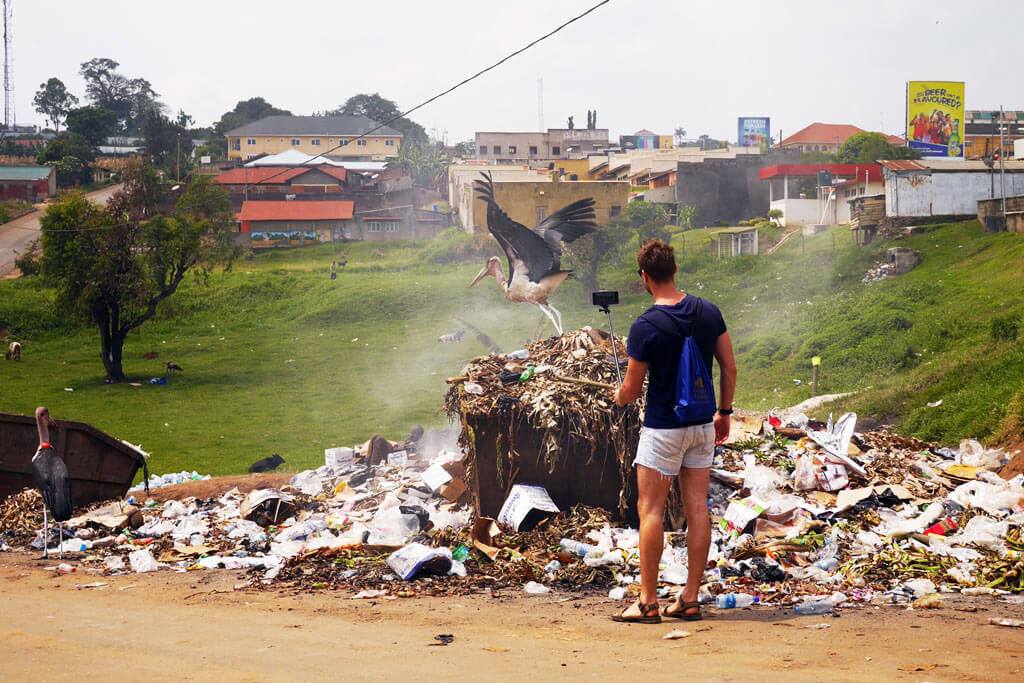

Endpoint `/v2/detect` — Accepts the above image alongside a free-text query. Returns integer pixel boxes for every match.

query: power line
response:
[13,0,612,235]
[256,0,611,185]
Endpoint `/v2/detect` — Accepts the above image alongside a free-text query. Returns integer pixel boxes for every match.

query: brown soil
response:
[137,473,293,502]
[1,551,1021,681]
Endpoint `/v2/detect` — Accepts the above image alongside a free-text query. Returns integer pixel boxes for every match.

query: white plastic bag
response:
[128,549,159,573]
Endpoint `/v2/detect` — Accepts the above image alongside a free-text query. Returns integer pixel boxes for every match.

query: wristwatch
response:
[717,408,734,416]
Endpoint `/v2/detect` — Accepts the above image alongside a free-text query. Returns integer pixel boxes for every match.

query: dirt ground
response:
[1,552,1022,682]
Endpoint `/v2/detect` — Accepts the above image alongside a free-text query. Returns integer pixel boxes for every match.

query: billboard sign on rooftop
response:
[738,117,770,152]
[906,81,965,158]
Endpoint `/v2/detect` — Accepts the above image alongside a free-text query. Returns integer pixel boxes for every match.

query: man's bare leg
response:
[634,465,673,610]
[668,466,711,616]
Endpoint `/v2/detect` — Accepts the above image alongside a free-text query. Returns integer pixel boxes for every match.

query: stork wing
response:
[474,173,558,284]
[31,450,73,522]
[535,197,598,250]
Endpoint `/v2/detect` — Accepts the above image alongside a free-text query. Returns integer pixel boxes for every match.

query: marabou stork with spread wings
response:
[31,406,72,559]
[470,172,597,335]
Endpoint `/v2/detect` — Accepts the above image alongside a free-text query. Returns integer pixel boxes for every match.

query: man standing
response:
[611,239,736,624]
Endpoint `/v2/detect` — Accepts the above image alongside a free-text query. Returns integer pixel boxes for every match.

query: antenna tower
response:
[2,0,12,130]
[537,77,544,132]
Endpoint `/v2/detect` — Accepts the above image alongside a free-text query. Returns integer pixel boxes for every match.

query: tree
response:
[835,131,918,164]
[37,132,95,186]
[331,93,427,144]
[390,142,448,190]
[79,58,161,132]
[622,200,671,243]
[141,109,193,174]
[40,161,237,382]
[213,97,292,136]
[33,78,78,133]
[563,224,631,295]
[65,106,118,147]
[452,140,476,158]
[674,126,687,146]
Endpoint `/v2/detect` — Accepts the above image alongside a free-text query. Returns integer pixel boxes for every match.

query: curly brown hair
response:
[637,239,676,283]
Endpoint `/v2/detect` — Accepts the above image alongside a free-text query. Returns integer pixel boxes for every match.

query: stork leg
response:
[536,303,562,337]
[549,304,564,336]
[42,505,48,559]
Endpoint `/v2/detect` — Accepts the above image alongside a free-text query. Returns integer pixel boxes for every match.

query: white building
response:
[880,159,1024,218]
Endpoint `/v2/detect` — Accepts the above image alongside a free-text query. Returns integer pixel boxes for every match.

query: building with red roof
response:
[780,123,904,154]
[237,200,355,247]
[215,165,348,198]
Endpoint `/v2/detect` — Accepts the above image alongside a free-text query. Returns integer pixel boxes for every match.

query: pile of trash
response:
[862,260,897,284]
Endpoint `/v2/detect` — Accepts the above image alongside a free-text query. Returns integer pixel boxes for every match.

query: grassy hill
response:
[1,220,1021,476]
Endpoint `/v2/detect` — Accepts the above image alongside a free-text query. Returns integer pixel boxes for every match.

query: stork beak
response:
[469,264,489,287]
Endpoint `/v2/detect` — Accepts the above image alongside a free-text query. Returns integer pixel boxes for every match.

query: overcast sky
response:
[16,0,1023,142]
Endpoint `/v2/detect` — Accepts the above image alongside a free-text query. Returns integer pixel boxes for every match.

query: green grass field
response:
[1,220,1022,476]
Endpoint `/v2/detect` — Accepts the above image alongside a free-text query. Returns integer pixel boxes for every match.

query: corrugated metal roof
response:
[0,165,52,181]
[237,200,355,222]
[227,115,402,138]
[879,159,1024,172]
[215,166,347,185]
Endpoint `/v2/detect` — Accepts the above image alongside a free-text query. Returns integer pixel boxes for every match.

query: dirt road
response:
[1,552,1021,682]
[0,184,123,277]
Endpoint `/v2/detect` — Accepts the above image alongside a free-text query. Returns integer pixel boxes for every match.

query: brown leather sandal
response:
[611,600,662,624]
[663,599,703,621]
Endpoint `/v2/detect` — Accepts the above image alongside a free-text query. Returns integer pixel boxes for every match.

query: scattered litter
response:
[988,618,1024,628]
[663,629,691,640]
[524,581,551,595]
[75,582,108,590]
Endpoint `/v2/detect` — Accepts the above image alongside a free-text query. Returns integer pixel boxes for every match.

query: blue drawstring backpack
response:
[642,308,717,424]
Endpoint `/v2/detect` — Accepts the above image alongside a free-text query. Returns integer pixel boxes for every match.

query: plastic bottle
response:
[55,563,76,574]
[507,349,530,360]
[451,545,469,562]
[794,600,834,616]
[543,559,562,574]
[813,557,840,572]
[559,538,595,558]
[518,366,536,382]
[716,593,759,609]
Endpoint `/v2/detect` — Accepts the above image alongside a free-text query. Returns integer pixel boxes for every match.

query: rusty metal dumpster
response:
[0,412,149,508]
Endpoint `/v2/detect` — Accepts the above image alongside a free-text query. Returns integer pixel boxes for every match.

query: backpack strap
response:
[639,307,689,340]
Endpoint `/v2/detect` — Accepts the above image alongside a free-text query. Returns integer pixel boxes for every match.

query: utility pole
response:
[999,105,1007,222]
[176,132,181,183]
[2,0,13,130]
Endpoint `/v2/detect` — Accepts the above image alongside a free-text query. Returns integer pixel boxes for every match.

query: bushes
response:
[991,314,1021,342]
[421,228,497,265]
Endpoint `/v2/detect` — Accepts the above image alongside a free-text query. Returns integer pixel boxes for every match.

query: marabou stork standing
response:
[30,406,72,559]
[470,172,597,336]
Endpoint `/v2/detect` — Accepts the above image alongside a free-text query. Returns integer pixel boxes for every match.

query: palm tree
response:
[674,127,687,146]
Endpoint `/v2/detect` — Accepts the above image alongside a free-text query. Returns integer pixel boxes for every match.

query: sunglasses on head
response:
[637,269,644,276]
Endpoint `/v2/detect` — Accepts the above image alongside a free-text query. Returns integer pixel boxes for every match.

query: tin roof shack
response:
[0,165,56,201]
[445,329,683,526]
[849,194,886,245]
[715,227,759,257]
[977,195,1024,233]
[881,159,1024,221]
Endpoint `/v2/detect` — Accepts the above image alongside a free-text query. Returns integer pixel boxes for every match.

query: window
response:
[230,138,240,151]
[357,139,367,146]
[492,145,501,155]
[366,220,402,233]
[311,139,321,146]
[610,205,622,218]
[385,139,395,146]
[552,145,561,155]
[529,145,538,155]
[291,138,301,146]
[479,145,487,155]
[246,138,256,145]
[508,145,517,155]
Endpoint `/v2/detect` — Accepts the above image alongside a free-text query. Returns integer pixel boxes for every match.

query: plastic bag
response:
[128,549,159,573]
[949,478,1024,516]
[793,452,849,492]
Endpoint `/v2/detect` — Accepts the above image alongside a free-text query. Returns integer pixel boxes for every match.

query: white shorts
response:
[634,423,715,476]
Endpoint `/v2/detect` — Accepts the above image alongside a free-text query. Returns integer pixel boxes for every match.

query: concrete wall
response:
[448,164,551,231]
[770,199,824,227]
[644,185,677,204]
[885,169,1024,217]
[676,150,800,226]
[470,180,629,232]
[228,134,399,161]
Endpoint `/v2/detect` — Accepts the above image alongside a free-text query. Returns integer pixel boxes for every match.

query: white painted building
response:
[880,159,1024,218]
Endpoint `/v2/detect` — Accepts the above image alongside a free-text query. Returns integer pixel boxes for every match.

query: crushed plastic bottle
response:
[716,593,759,609]
[794,599,834,616]
[55,563,76,574]
[559,538,595,558]
[543,559,562,574]
[451,545,469,562]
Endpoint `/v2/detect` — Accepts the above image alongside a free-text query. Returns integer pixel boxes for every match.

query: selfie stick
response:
[598,302,623,385]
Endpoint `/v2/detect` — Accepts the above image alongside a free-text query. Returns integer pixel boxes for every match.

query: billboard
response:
[906,81,965,158]
[738,117,771,151]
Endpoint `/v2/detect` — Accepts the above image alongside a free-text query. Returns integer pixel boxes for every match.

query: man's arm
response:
[713,332,737,443]
[613,357,648,406]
